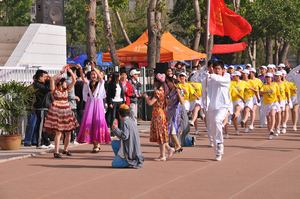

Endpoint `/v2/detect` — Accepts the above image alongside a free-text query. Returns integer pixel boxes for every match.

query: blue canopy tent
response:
[67,52,113,69]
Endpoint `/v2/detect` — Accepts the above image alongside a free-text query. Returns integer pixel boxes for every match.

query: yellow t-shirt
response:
[287,81,297,97]
[231,80,248,102]
[253,78,263,90]
[260,83,280,105]
[276,82,289,101]
[188,82,202,101]
[230,85,239,102]
[177,82,195,101]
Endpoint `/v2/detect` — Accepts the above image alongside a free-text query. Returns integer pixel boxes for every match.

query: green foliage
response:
[243,0,300,44]
[0,81,35,135]
[169,0,205,48]
[0,0,32,26]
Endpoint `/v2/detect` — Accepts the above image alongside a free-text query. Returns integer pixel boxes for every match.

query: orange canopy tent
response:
[102,31,206,64]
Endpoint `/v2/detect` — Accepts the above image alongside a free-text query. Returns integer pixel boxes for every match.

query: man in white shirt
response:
[207,61,231,161]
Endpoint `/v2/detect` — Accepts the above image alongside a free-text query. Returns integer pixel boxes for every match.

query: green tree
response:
[0,0,32,26]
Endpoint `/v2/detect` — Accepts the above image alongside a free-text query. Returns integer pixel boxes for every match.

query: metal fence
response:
[0,66,60,84]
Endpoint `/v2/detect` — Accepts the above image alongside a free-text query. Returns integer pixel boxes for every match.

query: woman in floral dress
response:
[143,77,175,161]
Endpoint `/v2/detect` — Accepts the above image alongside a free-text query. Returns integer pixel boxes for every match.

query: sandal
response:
[175,147,183,153]
[62,150,72,156]
[92,147,101,153]
[168,148,175,159]
[53,153,62,159]
[154,156,167,161]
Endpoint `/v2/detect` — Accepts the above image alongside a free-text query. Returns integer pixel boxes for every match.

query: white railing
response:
[0,66,61,84]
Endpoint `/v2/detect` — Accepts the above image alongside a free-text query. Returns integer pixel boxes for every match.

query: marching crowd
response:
[22,59,300,168]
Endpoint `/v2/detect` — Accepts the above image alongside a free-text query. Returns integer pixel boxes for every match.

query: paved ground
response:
[0,120,300,199]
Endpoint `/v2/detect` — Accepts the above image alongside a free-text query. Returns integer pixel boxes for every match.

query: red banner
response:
[212,42,247,54]
[210,0,252,41]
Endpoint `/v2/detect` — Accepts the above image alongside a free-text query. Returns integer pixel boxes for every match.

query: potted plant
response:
[0,81,35,150]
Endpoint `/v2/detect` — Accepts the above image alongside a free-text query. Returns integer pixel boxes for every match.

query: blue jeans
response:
[24,112,37,145]
[111,140,129,168]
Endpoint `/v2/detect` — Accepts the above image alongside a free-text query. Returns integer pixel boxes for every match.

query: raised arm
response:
[67,68,76,91]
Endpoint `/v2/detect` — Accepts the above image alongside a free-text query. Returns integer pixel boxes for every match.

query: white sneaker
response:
[217,143,224,155]
[37,145,48,149]
[274,129,280,136]
[269,134,273,140]
[269,130,274,140]
[215,154,222,161]
[47,144,55,149]
[209,141,214,147]
[72,141,80,145]
[189,120,194,127]
[235,130,240,135]
[281,128,286,134]
[224,134,230,139]
[195,130,200,135]
[244,128,249,133]
[249,125,254,130]
[293,126,297,131]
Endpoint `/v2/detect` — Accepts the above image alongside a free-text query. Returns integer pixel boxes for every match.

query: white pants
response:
[208,108,228,155]
[130,103,138,123]
[259,97,266,126]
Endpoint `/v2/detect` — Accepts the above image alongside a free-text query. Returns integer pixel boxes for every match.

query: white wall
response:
[5,23,66,69]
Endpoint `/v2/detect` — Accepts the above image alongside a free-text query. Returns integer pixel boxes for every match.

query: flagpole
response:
[205,0,211,68]
[203,0,211,112]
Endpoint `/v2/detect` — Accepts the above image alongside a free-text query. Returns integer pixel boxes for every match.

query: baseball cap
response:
[228,65,235,69]
[249,68,256,73]
[278,63,285,68]
[232,71,241,76]
[274,71,282,76]
[267,64,276,69]
[246,64,252,68]
[178,72,187,77]
[237,65,243,70]
[281,70,287,75]
[266,73,273,78]
[241,69,250,74]
[260,65,267,70]
[130,69,140,76]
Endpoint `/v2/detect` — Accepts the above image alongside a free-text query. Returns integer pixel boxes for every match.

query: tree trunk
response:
[155,0,162,63]
[147,0,158,68]
[273,38,279,66]
[86,0,97,63]
[297,46,300,65]
[233,0,241,12]
[192,0,201,52]
[114,10,132,45]
[279,41,289,64]
[248,39,256,68]
[265,36,273,64]
[102,0,119,66]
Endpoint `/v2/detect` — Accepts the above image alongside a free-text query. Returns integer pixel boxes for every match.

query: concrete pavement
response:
[0,120,300,199]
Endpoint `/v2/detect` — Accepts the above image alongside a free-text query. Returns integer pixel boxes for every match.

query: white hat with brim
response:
[249,68,256,73]
[267,64,276,69]
[260,65,267,70]
[130,69,141,76]
[242,69,250,74]
[278,63,285,68]
[228,65,235,69]
[274,71,282,76]
[266,73,273,78]
[281,70,287,75]
[232,71,241,76]
[178,72,187,77]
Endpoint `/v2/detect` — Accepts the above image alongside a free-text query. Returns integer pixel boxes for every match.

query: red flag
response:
[212,42,248,54]
[210,0,252,41]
